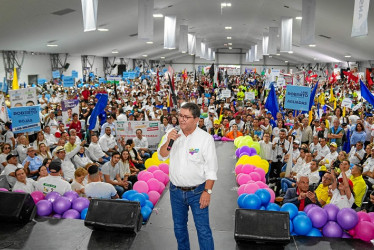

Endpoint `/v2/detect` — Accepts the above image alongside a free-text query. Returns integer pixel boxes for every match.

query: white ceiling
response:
[1,0,373,64]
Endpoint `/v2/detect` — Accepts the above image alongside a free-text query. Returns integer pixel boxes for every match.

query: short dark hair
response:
[136,129,142,134]
[88,164,99,175]
[112,151,120,158]
[355,164,363,174]
[126,139,133,145]
[181,102,200,118]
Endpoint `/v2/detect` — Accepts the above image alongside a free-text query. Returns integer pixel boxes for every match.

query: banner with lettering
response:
[10,106,41,133]
[9,87,38,108]
[61,99,79,128]
[284,85,311,111]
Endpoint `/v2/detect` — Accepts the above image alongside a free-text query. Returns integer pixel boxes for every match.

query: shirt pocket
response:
[187,150,202,164]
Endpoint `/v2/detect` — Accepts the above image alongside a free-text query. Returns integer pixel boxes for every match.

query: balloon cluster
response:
[122,190,155,222]
[212,134,222,141]
[234,136,260,154]
[34,191,90,220]
[144,152,170,169]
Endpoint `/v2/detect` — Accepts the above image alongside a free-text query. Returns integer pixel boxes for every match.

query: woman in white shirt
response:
[118,150,138,185]
[71,167,88,196]
[0,143,12,172]
[37,143,52,160]
[16,135,29,163]
[33,131,47,150]
[329,170,355,209]
[160,116,172,136]
[73,147,93,169]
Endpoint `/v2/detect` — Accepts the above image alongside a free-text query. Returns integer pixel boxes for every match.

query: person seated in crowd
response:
[315,172,334,207]
[348,141,365,165]
[160,116,172,136]
[3,122,15,151]
[37,143,51,160]
[259,132,272,162]
[37,165,49,181]
[336,159,352,179]
[118,150,138,185]
[283,176,320,211]
[309,135,321,158]
[328,119,344,152]
[0,143,12,172]
[318,142,339,171]
[350,164,367,209]
[361,191,374,213]
[85,164,118,199]
[16,135,29,163]
[329,169,355,209]
[198,117,207,132]
[23,146,43,179]
[43,125,57,149]
[99,126,118,155]
[12,168,37,193]
[101,151,129,197]
[0,154,22,188]
[330,151,348,175]
[363,147,374,191]
[248,118,263,139]
[125,139,145,171]
[44,111,59,135]
[315,138,330,161]
[87,133,110,164]
[134,129,151,160]
[64,135,79,154]
[54,122,66,139]
[100,114,116,137]
[209,120,224,137]
[224,124,243,140]
[69,113,83,139]
[32,131,47,149]
[52,138,66,157]
[360,143,372,165]
[35,159,71,195]
[54,142,84,183]
[350,122,366,147]
[71,167,88,196]
[73,147,94,168]
[69,129,82,145]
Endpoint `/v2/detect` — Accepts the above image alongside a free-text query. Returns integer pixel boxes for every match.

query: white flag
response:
[351,0,370,37]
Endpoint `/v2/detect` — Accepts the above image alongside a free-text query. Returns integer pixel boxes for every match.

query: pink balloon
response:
[238,174,252,186]
[137,170,146,180]
[13,190,25,193]
[368,212,374,223]
[357,211,371,222]
[159,163,169,174]
[235,164,243,175]
[255,181,268,189]
[133,181,149,193]
[147,166,159,173]
[148,190,161,205]
[355,221,374,242]
[249,172,261,182]
[243,183,260,194]
[247,180,256,184]
[237,184,247,196]
[242,164,255,174]
[31,191,45,204]
[153,170,166,183]
[348,228,356,236]
[163,175,170,185]
[147,178,161,192]
[140,171,154,182]
[158,182,166,194]
[253,168,266,179]
[261,176,266,183]
[236,173,243,184]
[0,188,8,192]
[265,188,275,203]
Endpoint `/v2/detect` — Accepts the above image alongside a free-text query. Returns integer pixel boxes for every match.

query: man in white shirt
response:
[271,129,290,178]
[12,168,36,193]
[0,154,22,188]
[309,136,321,158]
[134,129,151,159]
[54,145,82,182]
[87,133,111,163]
[100,115,116,137]
[85,164,118,199]
[316,138,330,161]
[101,152,128,197]
[364,115,373,144]
[259,132,272,161]
[117,108,128,121]
[348,141,365,165]
[36,159,71,195]
[43,126,57,148]
[99,127,118,155]
[319,142,339,170]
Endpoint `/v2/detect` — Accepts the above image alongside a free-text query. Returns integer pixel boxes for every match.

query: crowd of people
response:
[0,68,374,213]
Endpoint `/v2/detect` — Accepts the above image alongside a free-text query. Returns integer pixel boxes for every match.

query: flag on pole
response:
[265,83,279,120]
[12,67,19,90]
[155,68,160,92]
[88,93,108,130]
[308,81,318,124]
[360,79,374,106]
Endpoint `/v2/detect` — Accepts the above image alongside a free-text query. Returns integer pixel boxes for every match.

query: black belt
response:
[175,185,200,191]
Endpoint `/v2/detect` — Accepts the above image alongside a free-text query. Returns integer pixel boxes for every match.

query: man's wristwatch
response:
[204,189,212,195]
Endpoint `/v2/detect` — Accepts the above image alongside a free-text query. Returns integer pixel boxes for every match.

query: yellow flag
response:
[308,110,313,125]
[318,92,325,105]
[12,67,19,90]
[329,86,335,102]
[343,107,346,117]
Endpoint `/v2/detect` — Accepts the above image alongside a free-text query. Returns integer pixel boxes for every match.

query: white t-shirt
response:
[329,189,355,210]
[0,163,21,187]
[36,175,72,195]
[85,182,117,199]
[12,179,36,193]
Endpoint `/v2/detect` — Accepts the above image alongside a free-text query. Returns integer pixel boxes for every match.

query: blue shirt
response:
[22,155,43,172]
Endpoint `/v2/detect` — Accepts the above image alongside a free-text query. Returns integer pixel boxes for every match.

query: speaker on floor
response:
[84,199,142,233]
[234,209,290,244]
[0,191,36,223]
[117,64,126,76]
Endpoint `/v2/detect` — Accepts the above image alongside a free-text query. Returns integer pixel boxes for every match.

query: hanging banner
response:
[262,33,269,55]
[221,89,231,98]
[81,0,98,32]
[227,69,240,75]
[10,106,41,133]
[38,78,47,84]
[9,87,38,108]
[280,17,293,52]
[188,33,196,55]
[179,25,188,53]
[116,121,161,150]
[52,70,60,78]
[268,27,278,55]
[196,38,202,57]
[351,0,370,37]
[63,76,75,88]
[138,0,154,41]
[61,99,79,128]
[72,70,78,78]
[293,73,305,86]
[284,85,311,111]
[301,0,316,45]
[164,16,177,49]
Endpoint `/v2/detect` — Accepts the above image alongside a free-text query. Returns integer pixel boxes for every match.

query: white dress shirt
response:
[316,145,330,161]
[134,136,149,151]
[348,147,365,165]
[99,134,117,152]
[87,142,106,161]
[12,178,36,193]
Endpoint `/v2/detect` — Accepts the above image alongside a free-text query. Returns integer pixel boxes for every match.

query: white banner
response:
[351,0,370,37]
[293,74,305,86]
[164,16,177,49]
[61,99,79,129]
[81,0,98,32]
[9,87,38,108]
[201,42,206,58]
[248,49,253,63]
[251,45,257,62]
[221,89,231,98]
[341,98,353,108]
[281,17,293,52]
[116,121,161,151]
[227,68,240,75]
[188,33,196,55]
[268,27,278,55]
[245,92,255,100]
[138,0,154,41]
[179,25,188,53]
[0,95,8,123]
[262,33,269,55]
[301,0,316,45]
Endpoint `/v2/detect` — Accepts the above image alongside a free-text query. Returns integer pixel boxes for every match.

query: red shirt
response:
[82,89,90,100]
[69,121,82,139]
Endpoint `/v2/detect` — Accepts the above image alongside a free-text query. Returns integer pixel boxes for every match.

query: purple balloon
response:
[304,204,318,214]
[46,191,61,204]
[72,197,90,212]
[62,209,81,219]
[337,208,359,230]
[239,152,249,158]
[235,148,241,158]
[53,214,62,219]
[323,204,340,221]
[63,191,79,203]
[322,221,343,238]
[341,231,351,238]
[240,146,251,155]
[53,197,71,215]
[248,147,257,155]
[36,200,53,216]
[307,207,328,228]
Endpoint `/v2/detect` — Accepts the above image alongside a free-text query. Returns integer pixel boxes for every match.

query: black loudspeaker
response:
[64,63,70,70]
[117,64,127,76]
[84,199,142,233]
[0,191,36,223]
[234,209,290,244]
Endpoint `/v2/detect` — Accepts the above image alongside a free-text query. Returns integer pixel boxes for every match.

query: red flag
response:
[156,69,160,92]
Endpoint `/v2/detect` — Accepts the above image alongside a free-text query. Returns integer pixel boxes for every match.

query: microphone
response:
[167,128,179,151]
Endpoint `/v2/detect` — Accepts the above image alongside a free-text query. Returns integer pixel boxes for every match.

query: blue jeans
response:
[281,178,296,193]
[170,182,214,250]
[114,185,125,197]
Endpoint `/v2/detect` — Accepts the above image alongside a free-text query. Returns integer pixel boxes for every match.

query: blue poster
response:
[52,70,60,78]
[123,72,129,79]
[10,106,41,133]
[284,85,311,111]
[72,70,78,78]
[38,78,47,84]
[128,72,136,79]
[63,76,75,88]
[89,72,94,77]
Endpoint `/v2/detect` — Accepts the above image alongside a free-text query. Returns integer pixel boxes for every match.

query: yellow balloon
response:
[250,141,261,154]
[145,158,158,169]
[152,152,158,159]
[235,155,251,166]
[234,137,241,147]
[257,160,270,174]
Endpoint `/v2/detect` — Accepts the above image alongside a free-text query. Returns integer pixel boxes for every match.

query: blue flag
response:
[265,84,279,120]
[360,80,374,106]
[309,81,318,110]
[88,94,108,130]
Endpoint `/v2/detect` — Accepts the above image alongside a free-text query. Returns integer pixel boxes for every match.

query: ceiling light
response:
[228,43,232,45]
[313,58,317,60]
[309,44,316,47]
[181,51,186,53]
[160,56,165,59]
[142,55,148,57]
[146,41,154,44]
[225,26,232,30]
[227,36,232,39]
[285,61,288,63]
[98,28,109,32]
[221,2,231,7]
[276,53,280,56]
[226,3,232,7]
[229,47,232,50]
[47,44,58,47]
[112,49,119,54]
[153,14,163,18]
[295,16,302,20]
[345,55,352,58]
[269,56,272,58]
[288,51,293,54]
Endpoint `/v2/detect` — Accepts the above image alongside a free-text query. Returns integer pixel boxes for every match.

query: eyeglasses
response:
[4,147,10,150]
[178,114,194,121]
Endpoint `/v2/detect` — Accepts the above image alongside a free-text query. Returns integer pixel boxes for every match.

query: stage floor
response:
[0,142,373,249]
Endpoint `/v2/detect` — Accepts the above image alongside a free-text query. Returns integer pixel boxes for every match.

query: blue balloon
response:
[122,198,129,201]
[281,203,298,220]
[242,194,261,210]
[298,211,307,217]
[289,220,293,233]
[266,203,281,211]
[307,228,323,237]
[131,193,146,207]
[259,206,266,210]
[293,215,313,236]
[122,190,138,199]
[255,189,271,206]
[141,193,149,200]
[237,194,248,208]
[145,200,154,209]
[80,208,88,220]
[141,206,153,222]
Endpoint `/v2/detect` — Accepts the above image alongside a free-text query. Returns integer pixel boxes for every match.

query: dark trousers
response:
[270,161,283,179]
